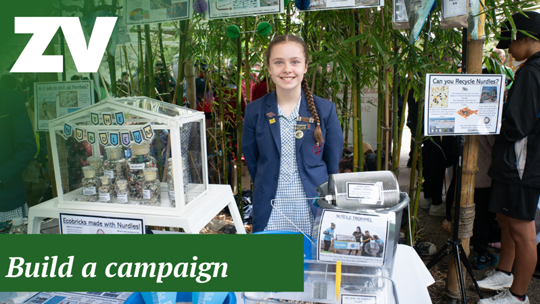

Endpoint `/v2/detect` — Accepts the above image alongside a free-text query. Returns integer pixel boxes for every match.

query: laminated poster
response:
[125,0,192,25]
[443,0,466,18]
[394,0,409,23]
[424,74,505,136]
[207,0,283,20]
[317,210,388,267]
[35,81,94,132]
[303,0,382,12]
[25,292,133,304]
[59,212,145,235]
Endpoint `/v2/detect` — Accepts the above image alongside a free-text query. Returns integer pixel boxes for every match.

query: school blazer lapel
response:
[265,91,281,154]
[295,92,310,156]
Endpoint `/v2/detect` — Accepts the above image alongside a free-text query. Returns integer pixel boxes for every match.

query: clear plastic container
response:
[87,155,104,178]
[82,166,98,201]
[9,217,27,234]
[99,176,113,203]
[167,158,175,207]
[127,143,157,200]
[142,167,161,206]
[103,146,127,184]
[115,179,129,204]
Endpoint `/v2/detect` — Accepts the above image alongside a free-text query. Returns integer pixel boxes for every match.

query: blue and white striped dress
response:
[265,99,314,235]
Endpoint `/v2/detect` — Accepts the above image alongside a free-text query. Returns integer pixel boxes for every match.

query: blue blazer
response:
[242,90,344,232]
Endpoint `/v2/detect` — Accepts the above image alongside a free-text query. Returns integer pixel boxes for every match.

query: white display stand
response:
[28,184,246,234]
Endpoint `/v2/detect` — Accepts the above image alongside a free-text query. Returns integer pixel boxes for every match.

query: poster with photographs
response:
[424,74,505,136]
[34,81,94,131]
[302,0,382,12]
[207,0,284,20]
[125,0,192,25]
[317,210,388,267]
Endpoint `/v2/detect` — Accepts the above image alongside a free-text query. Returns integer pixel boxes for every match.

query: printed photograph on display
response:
[58,91,79,108]
[126,0,191,24]
[428,117,455,134]
[304,0,382,12]
[429,85,449,108]
[38,99,57,120]
[317,210,388,266]
[208,0,283,19]
[480,86,498,103]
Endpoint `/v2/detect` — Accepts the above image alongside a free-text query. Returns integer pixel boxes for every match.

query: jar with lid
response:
[127,143,157,200]
[103,146,127,183]
[115,179,129,204]
[9,217,27,234]
[167,159,175,207]
[82,166,98,201]
[87,155,104,178]
[98,176,113,203]
[142,167,161,206]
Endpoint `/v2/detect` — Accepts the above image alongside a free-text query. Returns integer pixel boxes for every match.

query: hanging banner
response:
[110,132,120,146]
[207,0,284,20]
[424,73,505,136]
[74,128,85,142]
[115,111,126,125]
[121,132,131,147]
[99,132,110,146]
[36,81,94,131]
[125,0,192,25]
[132,129,144,144]
[302,0,382,12]
[87,131,97,145]
[405,0,436,44]
[91,112,100,125]
[102,113,113,126]
[141,124,155,141]
[64,123,73,137]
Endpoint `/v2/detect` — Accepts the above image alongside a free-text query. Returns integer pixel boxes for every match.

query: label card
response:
[91,112,100,125]
[87,131,96,145]
[114,111,125,125]
[74,128,85,142]
[341,294,377,304]
[346,182,383,203]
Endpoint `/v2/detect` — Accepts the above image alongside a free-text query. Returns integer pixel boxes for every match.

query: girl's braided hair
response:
[266,34,324,144]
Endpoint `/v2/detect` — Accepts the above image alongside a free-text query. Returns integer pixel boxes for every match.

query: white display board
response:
[424,73,505,136]
[304,0,383,11]
[34,81,94,131]
[207,0,284,20]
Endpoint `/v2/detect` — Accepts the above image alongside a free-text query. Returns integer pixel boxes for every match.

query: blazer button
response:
[274,175,278,180]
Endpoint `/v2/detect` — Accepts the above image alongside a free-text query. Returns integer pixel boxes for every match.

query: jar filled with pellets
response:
[82,166,98,201]
[142,167,161,206]
[115,179,129,204]
[98,176,113,203]
[167,158,175,207]
[103,146,127,184]
[127,143,157,200]
[87,155,104,179]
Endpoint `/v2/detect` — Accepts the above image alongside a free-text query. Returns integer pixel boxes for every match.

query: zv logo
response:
[10,17,117,73]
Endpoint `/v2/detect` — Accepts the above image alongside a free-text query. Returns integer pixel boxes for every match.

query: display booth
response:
[28,96,245,234]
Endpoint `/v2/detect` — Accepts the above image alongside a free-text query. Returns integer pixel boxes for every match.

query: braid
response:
[301,78,324,143]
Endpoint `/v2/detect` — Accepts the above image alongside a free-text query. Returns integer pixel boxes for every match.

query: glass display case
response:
[47,97,208,215]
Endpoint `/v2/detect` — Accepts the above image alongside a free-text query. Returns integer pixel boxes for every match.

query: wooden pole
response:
[446,0,484,298]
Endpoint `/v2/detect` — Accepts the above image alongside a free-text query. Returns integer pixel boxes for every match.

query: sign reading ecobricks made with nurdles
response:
[424,74,505,136]
[0,235,303,291]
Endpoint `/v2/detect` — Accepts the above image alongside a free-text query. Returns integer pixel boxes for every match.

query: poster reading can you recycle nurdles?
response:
[207,0,284,19]
[126,0,192,25]
[35,81,94,132]
[424,74,505,136]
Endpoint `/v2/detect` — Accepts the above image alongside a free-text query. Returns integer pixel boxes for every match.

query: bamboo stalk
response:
[395,80,410,169]
[392,37,399,176]
[376,67,383,171]
[384,68,390,170]
[351,11,358,172]
[123,46,134,96]
[236,27,244,214]
[173,20,189,105]
[158,23,171,102]
[144,24,156,99]
[137,25,145,95]
[218,37,228,185]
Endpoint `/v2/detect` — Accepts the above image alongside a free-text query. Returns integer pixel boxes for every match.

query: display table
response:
[236,244,434,304]
[28,184,246,234]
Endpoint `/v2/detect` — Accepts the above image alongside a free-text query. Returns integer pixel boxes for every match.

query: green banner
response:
[0,235,304,292]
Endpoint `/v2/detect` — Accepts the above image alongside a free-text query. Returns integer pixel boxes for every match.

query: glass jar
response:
[115,179,129,204]
[103,146,127,183]
[167,162,175,207]
[87,155,104,178]
[98,176,113,203]
[142,167,161,206]
[127,143,157,200]
[9,217,27,234]
[82,166,98,201]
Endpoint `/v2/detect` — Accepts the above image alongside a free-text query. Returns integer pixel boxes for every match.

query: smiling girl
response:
[242,34,343,234]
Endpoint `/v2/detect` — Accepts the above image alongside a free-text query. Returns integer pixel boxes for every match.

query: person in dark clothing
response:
[0,87,37,222]
[477,12,540,304]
